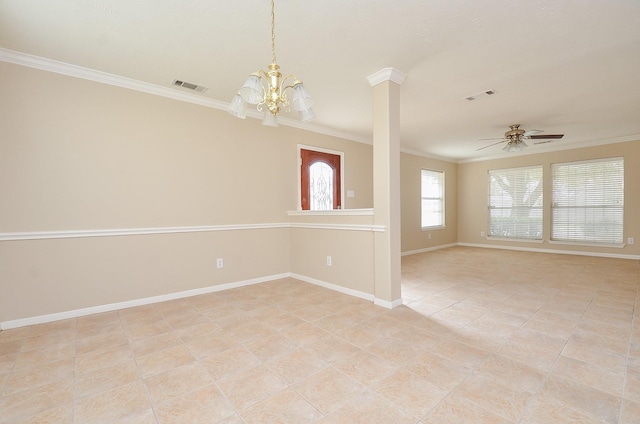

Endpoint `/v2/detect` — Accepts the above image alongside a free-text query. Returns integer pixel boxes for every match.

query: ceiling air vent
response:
[465,89,497,101]
[172,79,208,93]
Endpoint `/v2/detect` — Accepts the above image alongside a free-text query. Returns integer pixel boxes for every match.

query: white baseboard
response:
[373,297,404,309]
[1,272,385,330]
[289,273,375,302]
[0,273,289,330]
[401,243,458,257]
[457,242,640,260]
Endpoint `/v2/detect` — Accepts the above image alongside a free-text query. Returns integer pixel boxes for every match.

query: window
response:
[488,166,543,240]
[421,169,444,228]
[551,157,624,244]
[299,148,342,210]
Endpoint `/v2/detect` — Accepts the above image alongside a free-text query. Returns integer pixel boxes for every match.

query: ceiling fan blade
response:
[478,137,506,141]
[523,129,543,136]
[528,134,564,139]
[476,140,507,151]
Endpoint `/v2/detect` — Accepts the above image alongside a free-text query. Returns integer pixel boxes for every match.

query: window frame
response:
[487,165,544,241]
[421,168,445,229]
[550,157,624,246]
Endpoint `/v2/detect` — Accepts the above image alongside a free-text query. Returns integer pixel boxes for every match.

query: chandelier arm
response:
[280,74,301,91]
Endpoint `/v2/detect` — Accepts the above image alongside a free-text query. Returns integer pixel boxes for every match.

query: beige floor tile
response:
[562,339,627,373]
[19,332,74,353]
[13,341,75,369]
[537,374,621,424]
[154,384,236,424]
[74,381,153,424]
[307,334,360,364]
[625,367,640,403]
[216,364,288,411]
[3,357,75,396]
[421,393,514,424]
[241,388,324,423]
[404,351,472,391]
[320,389,415,424]
[184,334,236,360]
[129,331,184,358]
[265,348,328,385]
[135,344,195,378]
[199,345,261,380]
[125,319,173,341]
[294,366,364,414]
[244,333,299,362]
[75,342,133,374]
[144,362,214,404]
[551,355,626,397]
[281,322,333,346]
[476,354,546,393]
[520,395,607,424]
[0,327,32,343]
[75,329,129,355]
[0,377,73,423]
[0,248,637,423]
[454,372,534,422]
[496,328,566,372]
[620,398,640,424]
[75,358,140,399]
[374,369,448,418]
[428,339,491,369]
[16,403,74,424]
[333,350,399,387]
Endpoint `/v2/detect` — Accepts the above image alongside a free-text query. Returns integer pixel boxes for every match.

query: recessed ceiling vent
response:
[465,89,497,101]
[172,79,208,93]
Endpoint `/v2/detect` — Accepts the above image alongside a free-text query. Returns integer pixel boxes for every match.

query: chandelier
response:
[228,0,314,127]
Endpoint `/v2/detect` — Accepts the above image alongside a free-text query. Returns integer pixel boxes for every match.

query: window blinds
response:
[488,166,543,240]
[551,157,624,244]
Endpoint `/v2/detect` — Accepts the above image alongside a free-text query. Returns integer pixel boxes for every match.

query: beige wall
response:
[400,152,458,254]
[0,62,376,324]
[458,140,640,256]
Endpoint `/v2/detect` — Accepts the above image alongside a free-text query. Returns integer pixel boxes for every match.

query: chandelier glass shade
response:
[228,0,314,127]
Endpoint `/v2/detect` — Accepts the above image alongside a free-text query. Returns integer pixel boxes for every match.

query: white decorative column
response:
[367,68,406,308]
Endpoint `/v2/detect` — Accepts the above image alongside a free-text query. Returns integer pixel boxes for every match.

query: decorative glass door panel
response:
[300,149,341,210]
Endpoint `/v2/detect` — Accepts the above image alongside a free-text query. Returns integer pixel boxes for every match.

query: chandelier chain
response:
[271,0,276,64]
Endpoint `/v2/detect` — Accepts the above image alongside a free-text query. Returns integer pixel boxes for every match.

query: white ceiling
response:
[2,0,640,162]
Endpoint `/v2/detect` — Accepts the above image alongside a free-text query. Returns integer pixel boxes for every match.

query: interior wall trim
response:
[0,47,372,146]
[457,242,640,260]
[0,222,386,241]
[401,243,458,256]
[0,273,290,330]
[0,272,382,330]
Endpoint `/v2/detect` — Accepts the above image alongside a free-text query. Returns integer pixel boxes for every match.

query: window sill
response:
[548,240,625,249]
[486,236,543,244]
[287,208,373,217]
[421,225,445,231]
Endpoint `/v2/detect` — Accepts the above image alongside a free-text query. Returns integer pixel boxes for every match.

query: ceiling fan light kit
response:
[478,124,565,152]
[228,0,314,127]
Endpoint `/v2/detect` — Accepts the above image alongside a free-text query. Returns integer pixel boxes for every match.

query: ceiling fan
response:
[477,124,564,152]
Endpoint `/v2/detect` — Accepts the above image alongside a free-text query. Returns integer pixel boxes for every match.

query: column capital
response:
[367,67,407,87]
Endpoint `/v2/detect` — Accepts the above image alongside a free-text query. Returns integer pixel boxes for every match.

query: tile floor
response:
[1,246,639,423]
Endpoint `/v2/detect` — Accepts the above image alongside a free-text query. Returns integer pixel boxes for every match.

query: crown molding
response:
[0,48,372,146]
[367,67,407,87]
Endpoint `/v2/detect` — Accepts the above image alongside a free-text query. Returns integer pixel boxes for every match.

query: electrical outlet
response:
[216,258,224,268]
[326,256,332,266]
[428,233,431,239]
[480,231,485,237]
[629,237,635,245]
